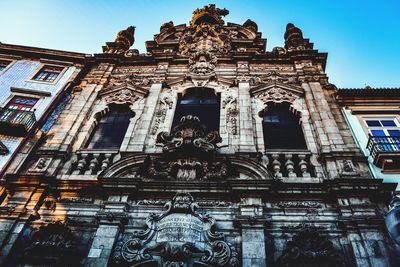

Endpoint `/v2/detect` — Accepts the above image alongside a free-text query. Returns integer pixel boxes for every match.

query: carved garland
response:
[222,94,239,135]
[151,95,174,135]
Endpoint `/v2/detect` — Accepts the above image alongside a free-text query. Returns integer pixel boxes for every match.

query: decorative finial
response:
[243,19,258,32]
[284,23,305,51]
[103,26,135,54]
[190,4,229,26]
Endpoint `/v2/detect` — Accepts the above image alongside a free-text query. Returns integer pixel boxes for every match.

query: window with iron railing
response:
[0,96,38,136]
[365,118,400,169]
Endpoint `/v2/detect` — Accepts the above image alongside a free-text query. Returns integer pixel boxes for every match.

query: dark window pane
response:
[366,120,381,127]
[86,109,132,149]
[263,103,306,149]
[172,88,220,132]
[388,130,400,137]
[0,60,10,71]
[381,120,397,127]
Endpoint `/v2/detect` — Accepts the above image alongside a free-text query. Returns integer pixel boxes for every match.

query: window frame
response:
[28,64,66,84]
[0,59,15,75]
[84,107,134,150]
[171,88,221,132]
[362,116,400,137]
[261,103,307,150]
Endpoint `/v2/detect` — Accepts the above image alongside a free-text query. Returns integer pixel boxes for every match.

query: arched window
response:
[172,87,220,131]
[85,105,133,149]
[262,102,306,149]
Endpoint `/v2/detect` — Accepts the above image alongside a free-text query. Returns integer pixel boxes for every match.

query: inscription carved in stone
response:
[112,192,239,266]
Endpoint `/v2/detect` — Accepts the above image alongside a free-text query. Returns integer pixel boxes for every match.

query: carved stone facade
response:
[0,4,399,267]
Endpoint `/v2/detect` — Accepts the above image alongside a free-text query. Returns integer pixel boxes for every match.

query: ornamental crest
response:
[141,116,229,181]
[112,192,239,267]
[276,225,344,267]
[99,83,148,105]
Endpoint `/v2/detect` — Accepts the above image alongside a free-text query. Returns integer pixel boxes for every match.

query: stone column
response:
[85,200,127,267]
[0,186,44,265]
[237,197,267,267]
[125,82,163,152]
[238,81,256,152]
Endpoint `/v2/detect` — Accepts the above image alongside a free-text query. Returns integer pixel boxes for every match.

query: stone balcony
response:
[262,150,316,178]
[0,108,36,137]
[69,149,120,175]
[367,136,400,171]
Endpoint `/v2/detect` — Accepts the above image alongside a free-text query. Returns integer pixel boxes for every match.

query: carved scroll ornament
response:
[112,192,239,266]
[157,115,222,154]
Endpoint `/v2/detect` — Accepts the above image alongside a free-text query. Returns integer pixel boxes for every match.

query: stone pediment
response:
[250,82,304,103]
[99,84,148,105]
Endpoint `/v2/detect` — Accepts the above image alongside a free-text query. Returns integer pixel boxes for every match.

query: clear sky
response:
[1,0,399,88]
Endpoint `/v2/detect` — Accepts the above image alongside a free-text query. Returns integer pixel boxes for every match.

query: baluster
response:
[100,153,113,174]
[74,153,88,174]
[86,153,99,175]
[298,154,311,177]
[285,154,297,178]
[271,154,282,178]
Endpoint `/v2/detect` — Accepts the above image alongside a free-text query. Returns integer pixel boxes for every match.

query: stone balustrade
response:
[70,150,119,175]
[262,150,314,178]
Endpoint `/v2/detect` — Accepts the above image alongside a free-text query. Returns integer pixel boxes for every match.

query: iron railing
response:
[0,108,36,136]
[366,136,400,166]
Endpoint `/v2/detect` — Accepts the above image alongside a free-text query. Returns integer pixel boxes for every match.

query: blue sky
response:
[1,0,399,88]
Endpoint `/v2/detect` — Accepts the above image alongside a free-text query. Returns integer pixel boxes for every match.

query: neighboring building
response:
[0,43,86,177]
[336,87,400,189]
[0,5,399,267]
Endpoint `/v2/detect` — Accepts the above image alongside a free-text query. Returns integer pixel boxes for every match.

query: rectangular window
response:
[0,60,11,72]
[365,118,400,151]
[6,96,38,111]
[32,65,64,82]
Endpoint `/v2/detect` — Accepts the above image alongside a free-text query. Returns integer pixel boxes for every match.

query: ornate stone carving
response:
[151,95,174,135]
[112,192,239,266]
[277,225,344,267]
[58,197,93,204]
[274,201,322,209]
[188,51,217,75]
[132,199,233,207]
[103,26,135,54]
[222,94,239,135]
[253,70,293,84]
[22,222,80,265]
[99,82,148,106]
[257,87,297,103]
[141,156,229,181]
[284,23,313,52]
[190,4,229,26]
[157,115,222,154]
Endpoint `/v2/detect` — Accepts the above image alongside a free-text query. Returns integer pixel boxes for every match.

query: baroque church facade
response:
[0,4,399,267]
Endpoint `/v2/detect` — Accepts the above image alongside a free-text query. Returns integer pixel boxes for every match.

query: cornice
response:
[0,42,87,64]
